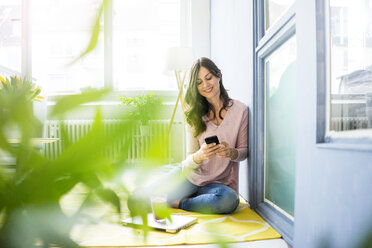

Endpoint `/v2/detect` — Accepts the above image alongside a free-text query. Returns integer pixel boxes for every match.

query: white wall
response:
[295,0,372,247]
[191,0,211,59]
[210,0,253,200]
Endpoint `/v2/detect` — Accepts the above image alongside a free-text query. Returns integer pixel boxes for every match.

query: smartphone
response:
[204,135,220,145]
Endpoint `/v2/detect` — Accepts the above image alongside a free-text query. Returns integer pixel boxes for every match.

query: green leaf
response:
[95,187,121,213]
[204,224,231,248]
[0,129,13,154]
[151,201,172,222]
[0,170,8,211]
[68,0,110,65]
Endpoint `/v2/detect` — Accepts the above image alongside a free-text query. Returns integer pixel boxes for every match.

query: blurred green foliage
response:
[0,87,118,246]
[0,84,172,247]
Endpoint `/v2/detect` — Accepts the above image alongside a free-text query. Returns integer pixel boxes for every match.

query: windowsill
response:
[47,89,179,98]
[316,142,372,152]
[325,129,372,140]
[46,100,178,107]
[316,129,372,151]
[46,90,180,106]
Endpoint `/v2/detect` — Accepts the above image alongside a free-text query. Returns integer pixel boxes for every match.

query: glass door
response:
[264,36,296,218]
[251,0,296,244]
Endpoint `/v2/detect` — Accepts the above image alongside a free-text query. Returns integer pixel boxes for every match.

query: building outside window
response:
[328,0,372,132]
[0,0,22,76]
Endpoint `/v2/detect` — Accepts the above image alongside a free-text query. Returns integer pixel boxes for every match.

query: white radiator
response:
[330,117,368,131]
[44,120,185,163]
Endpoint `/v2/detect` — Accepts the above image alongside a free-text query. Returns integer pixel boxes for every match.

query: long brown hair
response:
[184,57,232,137]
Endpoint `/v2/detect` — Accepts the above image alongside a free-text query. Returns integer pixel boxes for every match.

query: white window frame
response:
[251,0,296,245]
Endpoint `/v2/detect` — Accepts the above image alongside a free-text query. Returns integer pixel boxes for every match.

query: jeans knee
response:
[214,189,240,214]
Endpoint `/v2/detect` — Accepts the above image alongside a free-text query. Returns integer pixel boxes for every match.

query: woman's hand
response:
[193,142,221,164]
[217,142,238,160]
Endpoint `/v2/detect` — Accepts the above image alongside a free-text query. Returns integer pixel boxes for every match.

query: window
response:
[113,0,181,91]
[328,0,372,133]
[0,0,22,76]
[265,0,295,31]
[252,0,296,244]
[32,0,104,93]
[1,0,192,94]
[264,36,296,218]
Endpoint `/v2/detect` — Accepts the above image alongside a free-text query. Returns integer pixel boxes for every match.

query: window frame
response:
[15,0,210,96]
[251,0,296,245]
[315,0,372,150]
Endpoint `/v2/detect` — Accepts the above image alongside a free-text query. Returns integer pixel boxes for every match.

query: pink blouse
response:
[182,99,248,193]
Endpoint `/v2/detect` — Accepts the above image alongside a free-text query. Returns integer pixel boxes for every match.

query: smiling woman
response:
[185,57,232,135]
[196,66,221,100]
[127,57,248,215]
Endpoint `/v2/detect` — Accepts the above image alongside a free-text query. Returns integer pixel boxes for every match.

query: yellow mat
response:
[61,188,281,247]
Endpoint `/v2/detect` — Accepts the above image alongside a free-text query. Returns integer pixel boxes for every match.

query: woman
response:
[128,57,248,214]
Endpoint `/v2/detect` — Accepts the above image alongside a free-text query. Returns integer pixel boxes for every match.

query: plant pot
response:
[33,100,47,137]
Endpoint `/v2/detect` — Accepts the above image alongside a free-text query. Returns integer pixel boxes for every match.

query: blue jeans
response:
[127,165,240,214]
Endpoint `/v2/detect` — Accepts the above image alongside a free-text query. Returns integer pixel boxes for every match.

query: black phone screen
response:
[204,135,220,145]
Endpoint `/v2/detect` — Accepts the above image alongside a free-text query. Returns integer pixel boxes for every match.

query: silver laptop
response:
[122,214,197,233]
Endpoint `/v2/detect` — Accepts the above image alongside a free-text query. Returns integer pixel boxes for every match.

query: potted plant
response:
[0,75,43,101]
[119,92,163,136]
[0,75,44,139]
